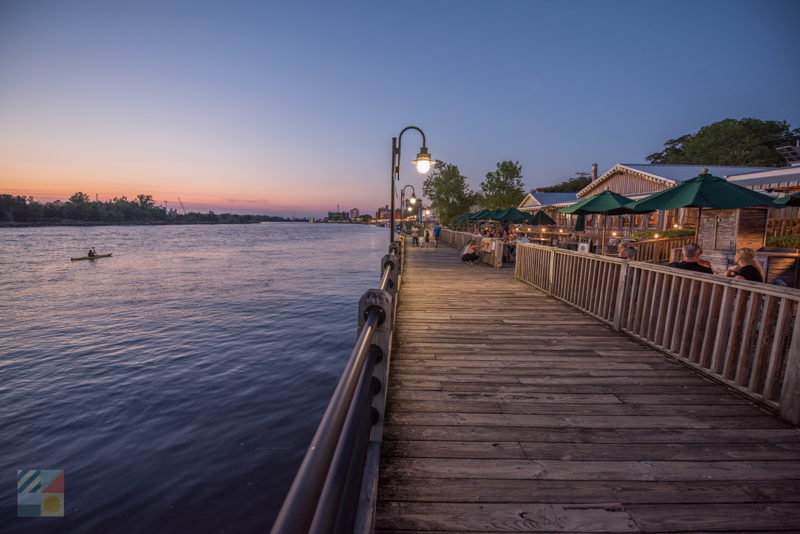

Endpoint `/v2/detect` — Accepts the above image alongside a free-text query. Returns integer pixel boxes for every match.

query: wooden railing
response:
[440,229,503,269]
[516,243,800,424]
[767,217,800,237]
[632,236,695,264]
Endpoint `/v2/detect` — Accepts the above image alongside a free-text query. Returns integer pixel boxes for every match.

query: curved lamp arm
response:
[391,126,429,243]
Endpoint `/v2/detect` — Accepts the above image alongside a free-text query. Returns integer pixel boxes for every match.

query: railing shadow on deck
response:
[271,239,404,534]
[514,242,800,424]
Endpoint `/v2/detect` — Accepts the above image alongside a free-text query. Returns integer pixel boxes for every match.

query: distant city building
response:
[327,211,347,221]
[349,208,360,219]
[373,205,404,221]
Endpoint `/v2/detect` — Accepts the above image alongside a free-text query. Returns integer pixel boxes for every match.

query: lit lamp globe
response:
[411,147,434,174]
[424,209,431,216]
[409,194,417,205]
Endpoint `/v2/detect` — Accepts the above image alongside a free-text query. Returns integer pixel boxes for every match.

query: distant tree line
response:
[539,175,591,193]
[0,192,306,225]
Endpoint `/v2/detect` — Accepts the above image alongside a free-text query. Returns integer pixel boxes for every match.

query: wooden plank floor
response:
[375,242,800,533]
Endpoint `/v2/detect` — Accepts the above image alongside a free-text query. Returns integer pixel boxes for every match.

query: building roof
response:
[526,192,579,205]
[725,166,800,190]
[621,164,776,183]
[578,163,778,198]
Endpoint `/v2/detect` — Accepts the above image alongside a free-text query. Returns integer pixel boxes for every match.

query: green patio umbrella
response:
[517,210,557,242]
[466,209,491,220]
[559,190,643,253]
[486,208,511,221]
[624,173,777,211]
[488,208,541,224]
[773,191,800,207]
[559,190,645,215]
[526,210,556,226]
[623,174,778,249]
[483,209,505,221]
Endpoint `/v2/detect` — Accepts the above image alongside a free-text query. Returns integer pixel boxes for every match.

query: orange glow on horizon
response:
[1,177,374,215]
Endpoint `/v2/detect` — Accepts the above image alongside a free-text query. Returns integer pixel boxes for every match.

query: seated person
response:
[503,239,516,263]
[724,248,764,283]
[666,243,713,274]
[461,240,480,264]
[518,234,530,243]
[617,242,635,260]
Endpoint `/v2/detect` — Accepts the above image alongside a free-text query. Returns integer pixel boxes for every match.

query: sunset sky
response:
[1,0,798,217]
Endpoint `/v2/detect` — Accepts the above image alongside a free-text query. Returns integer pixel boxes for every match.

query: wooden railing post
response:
[547,249,556,295]
[612,261,631,331]
[779,311,800,425]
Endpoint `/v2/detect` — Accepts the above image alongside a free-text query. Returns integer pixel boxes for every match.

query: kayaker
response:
[88,248,96,258]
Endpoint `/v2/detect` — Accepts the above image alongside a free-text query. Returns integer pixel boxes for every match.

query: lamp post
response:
[390,127,433,243]
[400,185,417,234]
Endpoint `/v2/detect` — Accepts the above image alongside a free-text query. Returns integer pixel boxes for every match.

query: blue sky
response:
[1,0,798,216]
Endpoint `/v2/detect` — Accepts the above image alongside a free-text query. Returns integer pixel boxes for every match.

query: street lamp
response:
[400,185,418,234]
[390,126,433,242]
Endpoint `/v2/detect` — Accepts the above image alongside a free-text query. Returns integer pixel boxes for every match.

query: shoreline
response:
[0,220,268,228]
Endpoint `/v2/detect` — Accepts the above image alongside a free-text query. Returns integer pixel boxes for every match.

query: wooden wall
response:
[737,208,769,251]
[582,171,671,197]
[698,208,770,273]
[698,209,738,254]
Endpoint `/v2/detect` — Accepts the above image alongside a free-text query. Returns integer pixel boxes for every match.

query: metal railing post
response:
[353,287,394,534]
[357,289,393,441]
[381,254,400,295]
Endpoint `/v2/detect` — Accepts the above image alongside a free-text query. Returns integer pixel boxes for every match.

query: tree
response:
[136,194,154,208]
[0,194,29,222]
[479,160,526,209]
[646,118,800,167]
[422,161,478,226]
[68,192,90,203]
[540,175,591,193]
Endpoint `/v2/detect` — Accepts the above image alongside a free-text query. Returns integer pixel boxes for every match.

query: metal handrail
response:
[379,261,393,292]
[271,242,400,534]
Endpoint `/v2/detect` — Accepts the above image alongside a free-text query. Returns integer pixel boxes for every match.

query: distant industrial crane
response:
[178,197,187,214]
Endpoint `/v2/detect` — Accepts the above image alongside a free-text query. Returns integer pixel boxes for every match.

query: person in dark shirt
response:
[724,248,764,283]
[666,243,713,274]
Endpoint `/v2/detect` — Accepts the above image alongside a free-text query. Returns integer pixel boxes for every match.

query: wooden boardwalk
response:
[375,242,800,533]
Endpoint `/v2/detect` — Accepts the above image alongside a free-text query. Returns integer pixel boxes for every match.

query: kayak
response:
[70,253,112,261]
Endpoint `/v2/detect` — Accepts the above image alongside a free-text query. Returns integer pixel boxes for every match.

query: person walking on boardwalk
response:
[423,229,431,248]
[433,223,441,247]
[411,226,420,247]
[666,243,713,274]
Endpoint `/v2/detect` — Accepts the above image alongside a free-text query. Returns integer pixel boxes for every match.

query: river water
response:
[0,223,389,533]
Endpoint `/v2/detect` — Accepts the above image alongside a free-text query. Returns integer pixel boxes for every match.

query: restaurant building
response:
[520,163,778,236]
